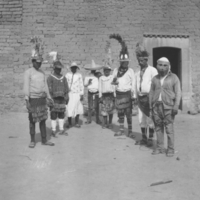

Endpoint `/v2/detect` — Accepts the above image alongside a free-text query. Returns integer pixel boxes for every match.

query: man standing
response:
[134,43,158,146]
[65,62,84,128]
[84,60,103,124]
[110,34,135,137]
[47,52,69,137]
[24,37,54,148]
[149,57,181,157]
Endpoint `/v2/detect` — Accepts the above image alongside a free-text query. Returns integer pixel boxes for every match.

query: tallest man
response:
[24,37,54,148]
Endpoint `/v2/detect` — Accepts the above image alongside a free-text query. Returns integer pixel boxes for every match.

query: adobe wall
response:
[1,0,200,112]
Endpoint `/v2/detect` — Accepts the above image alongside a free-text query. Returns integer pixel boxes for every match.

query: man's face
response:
[71,66,77,73]
[137,57,148,68]
[54,67,61,75]
[32,60,42,70]
[157,61,170,77]
[120,61,129,68]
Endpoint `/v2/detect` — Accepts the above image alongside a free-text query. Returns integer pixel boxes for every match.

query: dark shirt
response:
[47,73,69,100]
[149,71,181,110]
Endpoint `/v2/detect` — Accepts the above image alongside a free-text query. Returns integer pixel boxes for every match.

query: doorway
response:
[153,47,182,109]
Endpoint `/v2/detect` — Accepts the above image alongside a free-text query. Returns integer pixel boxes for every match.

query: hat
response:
[109,34,130,62]
[48,51,63,68]
[70,61,80,69]
[84,60,103,70]
[135,43,149,58]
[30,36,44,62]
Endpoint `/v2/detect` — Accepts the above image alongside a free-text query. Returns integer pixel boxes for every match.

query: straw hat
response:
[70,61,80,69]
[84,60,103,71]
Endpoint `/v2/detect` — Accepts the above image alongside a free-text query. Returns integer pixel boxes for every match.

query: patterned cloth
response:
[138,94,150,117]
[47,73,69,99]
[65,72,84,95]
[28,98,48,123]
[115,90,132,113]
[50,97,66,113]
[101,92,115,116]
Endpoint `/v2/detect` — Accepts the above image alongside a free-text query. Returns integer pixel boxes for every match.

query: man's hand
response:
[99,97,103,104]
[26,100,31,112]
[131,97,137,105]
[149,109,153,119]
[172,108,178,116]
[80,95,84,101]
[65,98,69,105]
[47,98,54,107]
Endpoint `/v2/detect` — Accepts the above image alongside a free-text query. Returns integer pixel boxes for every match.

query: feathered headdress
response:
[30,36,44,62]
[48,51,63,68]
[109,34,130,62]
[103,41,113,70]
[135,42,149,58]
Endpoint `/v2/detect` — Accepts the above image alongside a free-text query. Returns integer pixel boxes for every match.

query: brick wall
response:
[0,0,23,112]
[1,0,200,112]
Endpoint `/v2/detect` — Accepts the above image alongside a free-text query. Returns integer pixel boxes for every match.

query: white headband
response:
[157,57,169,63]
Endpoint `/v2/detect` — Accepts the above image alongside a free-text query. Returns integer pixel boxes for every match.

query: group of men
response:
[24,35,181,157]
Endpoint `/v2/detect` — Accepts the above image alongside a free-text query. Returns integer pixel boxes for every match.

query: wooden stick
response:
[150,180,172,186]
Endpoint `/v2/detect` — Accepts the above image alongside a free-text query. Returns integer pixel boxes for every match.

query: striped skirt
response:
[51,97,66,113]
[115,90,132,113]
[29,98,48,123]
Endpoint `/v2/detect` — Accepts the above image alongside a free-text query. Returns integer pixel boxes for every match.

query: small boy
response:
[47,59,69,136]
[99,65,115,128]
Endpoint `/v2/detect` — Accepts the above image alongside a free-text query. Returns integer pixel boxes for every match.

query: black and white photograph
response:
[0,0,200,199]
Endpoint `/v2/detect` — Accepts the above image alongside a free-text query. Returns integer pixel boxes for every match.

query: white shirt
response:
[99,75,116,98]
[135,65,158,97]
[112,67,135,97]
[84,76,99,93]
[65,72,84,95]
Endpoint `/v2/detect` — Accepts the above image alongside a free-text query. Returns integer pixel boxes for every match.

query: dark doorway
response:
[153,47,182,109]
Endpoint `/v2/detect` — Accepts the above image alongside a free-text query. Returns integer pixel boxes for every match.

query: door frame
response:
[143,34,191,112]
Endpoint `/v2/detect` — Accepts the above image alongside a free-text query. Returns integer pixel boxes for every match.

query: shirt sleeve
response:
[130,69,136,98]
[63,76,69,100]
[79,74,84,95]
[84,77,89,87]
[134,73,138,98]
[99,77,102,98]
[149,77,155,110]
[23,70,30,100]
[47,75,53,98]
[152,68,158,78]
[44,75,51,99]
[173,75,182,110]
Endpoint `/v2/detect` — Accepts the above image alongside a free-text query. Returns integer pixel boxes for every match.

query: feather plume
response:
[109,34,129,57]
[30,36,44,58]
[135,42,149,57]
[104,41,113,68]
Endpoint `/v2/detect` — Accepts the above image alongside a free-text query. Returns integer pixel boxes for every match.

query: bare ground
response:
[0,112,200,200]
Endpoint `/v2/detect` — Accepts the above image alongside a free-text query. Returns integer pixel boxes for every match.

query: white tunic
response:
[112,67,135,97]
[65,72,84,117]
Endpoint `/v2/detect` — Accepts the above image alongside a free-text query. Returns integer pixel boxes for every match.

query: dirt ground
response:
[0,111,200,200]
